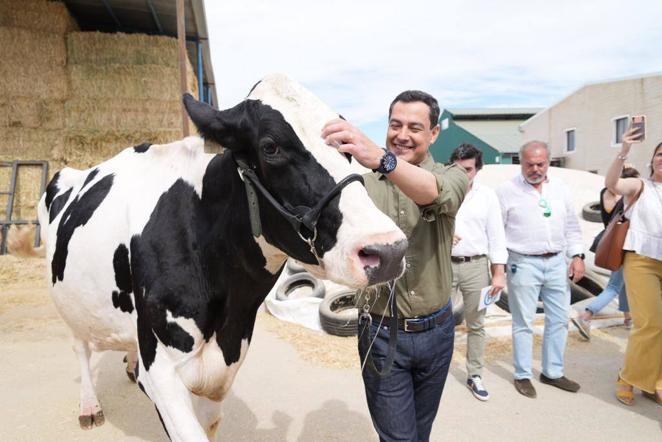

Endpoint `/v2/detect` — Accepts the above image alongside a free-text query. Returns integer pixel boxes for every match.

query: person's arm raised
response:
[321,119,438,205]
[605,127,643,198]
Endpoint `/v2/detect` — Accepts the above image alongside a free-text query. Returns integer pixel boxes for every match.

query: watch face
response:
[383,151,397,172]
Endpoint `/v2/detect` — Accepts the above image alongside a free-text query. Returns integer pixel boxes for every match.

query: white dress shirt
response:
[452,183,508,264]
[496,174,583,257]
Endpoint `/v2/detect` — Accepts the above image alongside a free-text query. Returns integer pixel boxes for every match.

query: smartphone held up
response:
[630,115,646,142]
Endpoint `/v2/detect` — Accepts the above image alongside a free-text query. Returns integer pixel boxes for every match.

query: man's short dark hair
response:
[388,90,440,129]
[449,143,484,170]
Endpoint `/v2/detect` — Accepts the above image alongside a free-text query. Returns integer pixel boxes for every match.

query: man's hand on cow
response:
[568,257,585,283]
[321,119,384,170]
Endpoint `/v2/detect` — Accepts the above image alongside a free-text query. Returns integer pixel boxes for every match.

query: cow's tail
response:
[7,225,45,258]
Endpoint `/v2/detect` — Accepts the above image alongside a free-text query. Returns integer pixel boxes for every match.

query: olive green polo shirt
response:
[359,154,468,318]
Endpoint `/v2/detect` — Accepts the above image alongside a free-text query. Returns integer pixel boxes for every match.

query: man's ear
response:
[429,124,441,145]
[182,94,249,150]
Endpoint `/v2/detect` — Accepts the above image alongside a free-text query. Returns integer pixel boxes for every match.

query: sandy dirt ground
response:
[1,255,660,441]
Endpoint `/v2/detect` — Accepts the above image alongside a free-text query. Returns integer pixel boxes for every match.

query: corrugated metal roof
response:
[453,120,525,153]
[61,0,217,106]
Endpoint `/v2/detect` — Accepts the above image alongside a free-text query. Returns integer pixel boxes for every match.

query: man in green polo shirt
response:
[322,90,468,442]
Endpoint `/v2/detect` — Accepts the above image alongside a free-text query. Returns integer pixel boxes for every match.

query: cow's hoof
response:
[79,410,105,429]
[126,368,136,383]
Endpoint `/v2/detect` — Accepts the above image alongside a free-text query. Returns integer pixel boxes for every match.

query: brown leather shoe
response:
[514,379,537,398]
[540,373,580,392]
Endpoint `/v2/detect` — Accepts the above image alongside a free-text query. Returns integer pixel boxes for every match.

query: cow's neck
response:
[198,153,284,340]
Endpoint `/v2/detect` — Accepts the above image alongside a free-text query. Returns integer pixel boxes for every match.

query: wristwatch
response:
[373,148,397,174]
[572,254,585,260]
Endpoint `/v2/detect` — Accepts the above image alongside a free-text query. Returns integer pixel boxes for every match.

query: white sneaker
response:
[467,375,490,401]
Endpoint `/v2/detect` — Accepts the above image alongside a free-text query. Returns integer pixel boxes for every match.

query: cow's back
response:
[40,137,214,351]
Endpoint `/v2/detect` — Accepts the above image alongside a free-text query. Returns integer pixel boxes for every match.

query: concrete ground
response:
[1,255,660,441]
[1,308,660,441]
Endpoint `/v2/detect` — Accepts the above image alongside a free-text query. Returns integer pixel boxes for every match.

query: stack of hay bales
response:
[65,31,198,168]
[0,0,76,220]
[0,0,199,225]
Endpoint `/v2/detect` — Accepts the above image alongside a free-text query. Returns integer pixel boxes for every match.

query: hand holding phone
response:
[630,115,646,142]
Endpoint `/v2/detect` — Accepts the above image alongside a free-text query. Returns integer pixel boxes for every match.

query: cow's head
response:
[183,74,407,288]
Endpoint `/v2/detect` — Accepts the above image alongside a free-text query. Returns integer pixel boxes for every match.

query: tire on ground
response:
[582,202,602,223]
[319,289,359,337]
[285,258,306,275]
[275,272,325,301]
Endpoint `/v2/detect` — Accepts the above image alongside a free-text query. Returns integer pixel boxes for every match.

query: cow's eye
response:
[261,140,279,157]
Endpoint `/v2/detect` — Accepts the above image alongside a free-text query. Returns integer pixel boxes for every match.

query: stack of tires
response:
[278,259,359,337]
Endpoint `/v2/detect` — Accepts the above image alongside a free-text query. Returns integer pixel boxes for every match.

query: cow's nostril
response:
[359,249,381,269]
[360,239,408,285]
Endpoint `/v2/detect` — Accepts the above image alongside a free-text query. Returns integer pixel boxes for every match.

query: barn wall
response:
[0,0,198,229]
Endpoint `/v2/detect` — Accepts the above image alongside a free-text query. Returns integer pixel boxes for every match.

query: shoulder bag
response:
[594,181,644,271]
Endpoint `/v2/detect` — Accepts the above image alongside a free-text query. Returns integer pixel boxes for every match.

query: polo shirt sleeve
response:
[418,163,468,220]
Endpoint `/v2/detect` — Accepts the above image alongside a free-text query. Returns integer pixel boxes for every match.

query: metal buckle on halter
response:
[359,299,372,325]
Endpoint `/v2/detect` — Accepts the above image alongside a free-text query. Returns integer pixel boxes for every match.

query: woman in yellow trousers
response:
[605,127,662,406]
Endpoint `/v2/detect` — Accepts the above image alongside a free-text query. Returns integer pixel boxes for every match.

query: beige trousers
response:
[621,252,662,393]
[451,256,490,378]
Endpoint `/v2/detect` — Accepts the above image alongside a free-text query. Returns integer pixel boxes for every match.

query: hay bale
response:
[0,128,64,162]
[0,97,65,129]
[0,27,67,67]
[68,32,179,67]
[0,63,69,100]
[68,64,197,100]
[65,98,182,131]
[63,129,182,169]
[0,0,78,34]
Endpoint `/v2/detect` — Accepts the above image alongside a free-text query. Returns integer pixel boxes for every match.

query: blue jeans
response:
[507,251,569,380]
[358,305,454,442]
[585,267,629,314]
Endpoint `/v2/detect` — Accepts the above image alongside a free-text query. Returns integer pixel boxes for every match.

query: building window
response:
[613,115,629,146]
[565,128,576,153]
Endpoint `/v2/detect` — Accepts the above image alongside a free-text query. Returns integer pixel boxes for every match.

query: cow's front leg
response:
[73,339,105,429]
[136,351,209,442]
[124,349,138,383]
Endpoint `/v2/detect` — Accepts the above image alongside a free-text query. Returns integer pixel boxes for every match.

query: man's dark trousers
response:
[358,309,455,442]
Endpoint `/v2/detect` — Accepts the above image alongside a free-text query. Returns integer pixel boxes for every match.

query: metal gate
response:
[0,160,49,255]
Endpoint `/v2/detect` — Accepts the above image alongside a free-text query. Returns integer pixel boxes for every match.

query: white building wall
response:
[521,74,662,176]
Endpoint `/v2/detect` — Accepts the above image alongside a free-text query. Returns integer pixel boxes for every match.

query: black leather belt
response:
[521,251,560,258]
[451,254,485,263]
[369,303,452,333]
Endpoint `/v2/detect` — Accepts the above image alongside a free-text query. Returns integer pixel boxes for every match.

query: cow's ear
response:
[183,94,247,151]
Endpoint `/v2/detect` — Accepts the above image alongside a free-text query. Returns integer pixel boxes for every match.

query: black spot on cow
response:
[82,168,99,189]
[51,174,114,284]
[49,188,72,224]
[133,143,151,153]
[111,244,134,313]
[44,171,60,210]
[111,291,133,313]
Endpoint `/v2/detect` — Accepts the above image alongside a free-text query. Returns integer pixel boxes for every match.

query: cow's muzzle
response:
[360,239,408,285]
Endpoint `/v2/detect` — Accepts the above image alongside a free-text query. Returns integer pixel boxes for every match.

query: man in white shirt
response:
[497,141,585,398]
[450,144,507,401]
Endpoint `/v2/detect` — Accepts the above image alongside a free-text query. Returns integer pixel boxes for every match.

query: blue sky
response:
[204,0,662,143]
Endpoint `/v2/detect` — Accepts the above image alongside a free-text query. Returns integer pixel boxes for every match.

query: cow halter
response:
[233,155,364,264]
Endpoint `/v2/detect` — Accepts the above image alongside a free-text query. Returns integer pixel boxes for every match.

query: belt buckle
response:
[403,318,413,332]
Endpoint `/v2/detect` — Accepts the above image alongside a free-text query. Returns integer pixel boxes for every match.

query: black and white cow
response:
[32,74,407,441]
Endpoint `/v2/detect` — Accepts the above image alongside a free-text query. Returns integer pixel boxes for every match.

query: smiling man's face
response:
[386,101,440,165]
